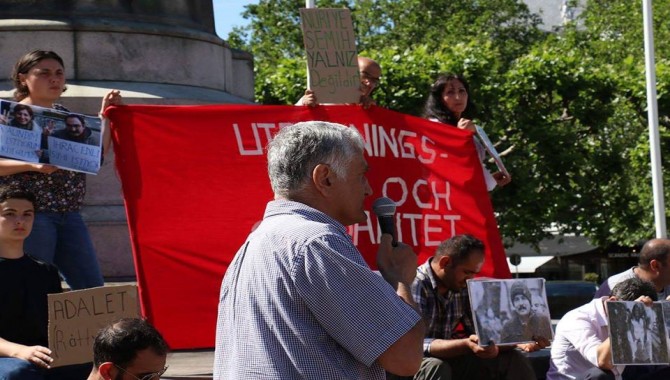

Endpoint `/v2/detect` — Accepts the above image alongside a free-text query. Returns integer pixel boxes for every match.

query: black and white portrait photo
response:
[607,301,668,365]
[467,278,553,345]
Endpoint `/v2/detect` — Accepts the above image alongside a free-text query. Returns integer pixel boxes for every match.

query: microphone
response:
[372,197,397,247]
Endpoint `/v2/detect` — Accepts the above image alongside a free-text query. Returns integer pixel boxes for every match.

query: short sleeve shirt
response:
[213,200,421,380]
[411,258,475,354]
[0,255,63,346]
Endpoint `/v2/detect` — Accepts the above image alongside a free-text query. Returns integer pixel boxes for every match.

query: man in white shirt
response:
[546,277,669,380]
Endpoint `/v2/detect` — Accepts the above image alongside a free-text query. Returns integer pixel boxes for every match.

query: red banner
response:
[107,104,511,349]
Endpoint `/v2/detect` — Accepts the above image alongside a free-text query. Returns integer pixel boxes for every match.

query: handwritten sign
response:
[299,8,360,104]
[0,100,103,174]
[48,285,139,367]
[0,124,41,161]
[47,136,102,173]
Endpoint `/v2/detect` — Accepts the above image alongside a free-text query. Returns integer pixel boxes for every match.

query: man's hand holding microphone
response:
[373,197,418,308]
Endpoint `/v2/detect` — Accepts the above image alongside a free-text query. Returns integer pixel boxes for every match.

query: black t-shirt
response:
[0,255,62,346]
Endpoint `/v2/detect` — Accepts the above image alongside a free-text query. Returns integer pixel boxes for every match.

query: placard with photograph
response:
[475,125,510,179]
[607,301,669,365]
[467,278,553,345]
[0,100,102,174]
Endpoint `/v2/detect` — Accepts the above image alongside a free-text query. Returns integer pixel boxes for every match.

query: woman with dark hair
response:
[424,74,511,190]
[0,50,123,290]
[3,104,38,131]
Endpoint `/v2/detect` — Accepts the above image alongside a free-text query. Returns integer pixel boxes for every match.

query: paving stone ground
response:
[162,349,214,379]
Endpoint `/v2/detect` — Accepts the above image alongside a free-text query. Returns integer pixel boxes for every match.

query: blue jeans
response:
[25,212,104,289]
[0,358,92,380]
[0,358,45,380]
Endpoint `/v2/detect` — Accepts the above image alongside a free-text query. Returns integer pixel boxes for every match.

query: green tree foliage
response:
[227,0,542,109]
[225,0,670,249]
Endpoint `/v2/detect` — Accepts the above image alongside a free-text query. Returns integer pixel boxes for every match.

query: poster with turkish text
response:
[300,8,360,104]
[0,100,102,174]
[47,285,139,366]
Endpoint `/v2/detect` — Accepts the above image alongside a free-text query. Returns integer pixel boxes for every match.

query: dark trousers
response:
[576,365,670,380]
[387,350,535,380]
[576,367,614,380]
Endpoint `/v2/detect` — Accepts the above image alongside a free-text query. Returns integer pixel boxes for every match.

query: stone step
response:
[163,349,214,379]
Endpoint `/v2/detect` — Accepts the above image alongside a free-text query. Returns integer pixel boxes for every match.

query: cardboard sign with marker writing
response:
[48,285,139,367]
[300,8,360,104]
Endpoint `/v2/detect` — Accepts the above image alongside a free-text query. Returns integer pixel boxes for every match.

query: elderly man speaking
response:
[214,121,425,380]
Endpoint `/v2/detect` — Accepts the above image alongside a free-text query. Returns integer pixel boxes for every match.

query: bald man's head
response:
[639,239,670,268]
[358,56,381,97]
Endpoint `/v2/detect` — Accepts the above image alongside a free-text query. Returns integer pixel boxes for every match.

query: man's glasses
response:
[65,123,82,128]
[114,364,169,380]
[361,71,380,88]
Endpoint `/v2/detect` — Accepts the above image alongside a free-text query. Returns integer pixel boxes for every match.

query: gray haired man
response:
[214,121,424,379]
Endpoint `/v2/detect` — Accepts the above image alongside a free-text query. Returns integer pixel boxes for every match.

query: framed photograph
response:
[467,278,553,346]
[607,301,669,365]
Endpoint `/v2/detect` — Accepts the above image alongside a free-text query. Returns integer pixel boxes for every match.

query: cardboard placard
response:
[299,8,360,104]
[48,285,139,367]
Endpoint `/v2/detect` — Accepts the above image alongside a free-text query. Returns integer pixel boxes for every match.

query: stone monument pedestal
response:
[0,1,254,278]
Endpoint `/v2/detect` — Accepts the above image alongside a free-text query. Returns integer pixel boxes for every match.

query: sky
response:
[213,0,258,39]
[212,1,571,39]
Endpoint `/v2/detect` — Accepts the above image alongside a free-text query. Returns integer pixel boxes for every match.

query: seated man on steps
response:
[87,317,169,380]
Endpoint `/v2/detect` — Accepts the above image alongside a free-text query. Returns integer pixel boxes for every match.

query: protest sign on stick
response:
[299,8,360,104]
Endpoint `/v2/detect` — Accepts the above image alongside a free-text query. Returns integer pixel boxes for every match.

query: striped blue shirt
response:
[412,259,475,355]
[214,200,421,380]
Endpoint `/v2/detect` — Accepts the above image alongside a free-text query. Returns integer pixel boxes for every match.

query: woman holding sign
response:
[0,50,123,290]
[423,74,511,190]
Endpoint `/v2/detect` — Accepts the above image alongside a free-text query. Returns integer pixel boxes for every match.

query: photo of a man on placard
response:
[49,114,100,146]
[468,278,552,346]
[500,280,553,344]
